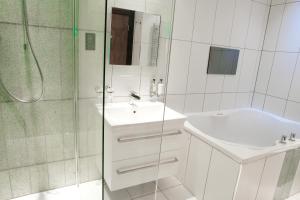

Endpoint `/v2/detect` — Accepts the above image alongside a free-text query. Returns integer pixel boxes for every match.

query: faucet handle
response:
[280,135,287,144]
[289,132,296,142]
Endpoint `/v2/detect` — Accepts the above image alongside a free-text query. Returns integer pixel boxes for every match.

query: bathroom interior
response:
[1,0,300,200]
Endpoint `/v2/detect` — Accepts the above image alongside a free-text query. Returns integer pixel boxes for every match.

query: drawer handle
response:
[116,157,178,175]
[117,130,182,143]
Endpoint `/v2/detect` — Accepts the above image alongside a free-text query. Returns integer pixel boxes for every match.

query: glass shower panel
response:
[76,0,106,193]
[0,0,76,199]
[102,0,176,199]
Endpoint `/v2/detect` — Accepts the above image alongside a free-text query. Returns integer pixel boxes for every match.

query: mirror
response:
[110,7,161,66]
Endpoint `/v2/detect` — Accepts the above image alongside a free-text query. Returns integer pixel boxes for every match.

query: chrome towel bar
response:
[117,130,182,143]
[116,157,178,175]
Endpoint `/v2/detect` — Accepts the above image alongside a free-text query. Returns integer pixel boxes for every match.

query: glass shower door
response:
[0,0,109,199]
[102,0,178,199]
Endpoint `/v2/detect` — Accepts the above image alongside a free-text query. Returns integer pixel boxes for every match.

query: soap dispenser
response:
[157,79,164,96]
[150,79,157,97]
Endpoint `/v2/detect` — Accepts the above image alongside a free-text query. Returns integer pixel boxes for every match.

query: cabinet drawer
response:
[109,150,181,191]
[112,129,185,161]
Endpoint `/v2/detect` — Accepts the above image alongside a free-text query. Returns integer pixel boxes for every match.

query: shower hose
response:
[0,0,44,103]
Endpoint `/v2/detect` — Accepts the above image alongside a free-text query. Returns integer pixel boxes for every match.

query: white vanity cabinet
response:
[101,102,186,191]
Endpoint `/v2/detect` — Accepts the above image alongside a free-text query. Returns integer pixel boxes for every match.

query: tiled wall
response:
[252,0,300,123]
[0,0,77,199]
[165,0,271,114]
[0,0,105,199]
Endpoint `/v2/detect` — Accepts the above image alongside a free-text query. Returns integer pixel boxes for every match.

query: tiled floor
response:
[10,177,300,200]
[287,193,300,200]
[105,176,198,200]
[12,181,102,200]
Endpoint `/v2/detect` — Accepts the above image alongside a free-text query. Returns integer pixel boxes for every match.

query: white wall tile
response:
[267,52,298,99]
[65,160,76,186]
[166,95,186,113]
[263,5,285,51]
[230,0,252,48]
[264,96,286,116]
[272,0,286,5]
[29,165,49,193]
[236,93,252,108]
[186,43,210,94]
[172,0,197,40]
[27,136,47,165]
[220,93,237,110]
[184,94,205,113]
[79,0,105,31]
[205,75,224,93]
[6,138,29,168]
[277,3,300,52]
[203,93,221,112]
[48,162,66,189]
[10,168,31,198]
[0,171,11,200]
[112,66,141,96]
[204,149,240,200]
[246,2,269,50]
[212,0,236,46]
[288,55,300,102]
[115,0,146,12]
[285,101,300,122]
[167,40,191,94]
[192,0,218,43]
[185,136,212,200]
[0,139,8,171]
[79,31,103,98]
[46,135,64,162]
[238,50,260,92]
[255,51,275,93]
[252,93,265,110]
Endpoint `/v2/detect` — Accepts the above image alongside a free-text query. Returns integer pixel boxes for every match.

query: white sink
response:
[97,101,186,127]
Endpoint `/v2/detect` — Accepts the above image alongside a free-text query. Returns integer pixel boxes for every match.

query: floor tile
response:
[133,192,167,200]
[127,182,158,199]
[157,176,181,190]
[162,185,195,200]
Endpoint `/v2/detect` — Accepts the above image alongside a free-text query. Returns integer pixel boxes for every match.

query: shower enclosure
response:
[0,0,104,199]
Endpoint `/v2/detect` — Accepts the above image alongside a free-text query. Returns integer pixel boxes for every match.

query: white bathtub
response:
[184,108,300,163]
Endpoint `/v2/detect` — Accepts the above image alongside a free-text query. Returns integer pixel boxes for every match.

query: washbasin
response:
[96,101,186,127]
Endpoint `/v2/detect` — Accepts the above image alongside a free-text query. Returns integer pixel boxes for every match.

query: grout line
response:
[254,158,268,200]
[283,53,300,117]
[201,0,220,112]
[182,0,199,113]
[261,0,287,110]
[201,147,214,200]
[250,2,272,107]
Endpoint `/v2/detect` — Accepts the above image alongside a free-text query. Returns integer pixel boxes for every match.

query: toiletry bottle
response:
[150,79,157,97]
[157,79,164,97]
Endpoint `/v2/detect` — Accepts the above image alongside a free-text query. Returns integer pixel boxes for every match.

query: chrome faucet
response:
[129,91,141,113]
[280,135,287,144]
[129,90,141,101]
